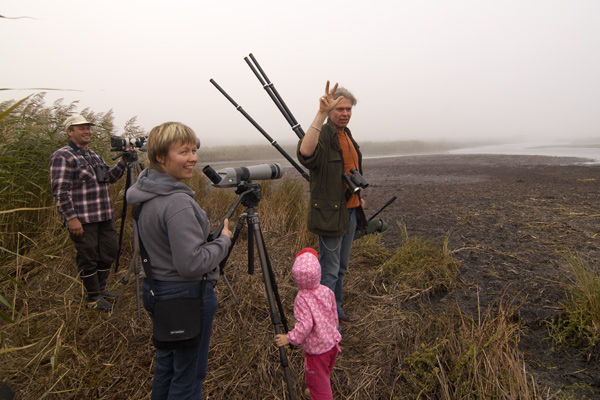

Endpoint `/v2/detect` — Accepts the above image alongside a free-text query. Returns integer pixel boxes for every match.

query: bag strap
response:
[133,203,156,294]
[134,202,209,300]
[139,236,155,290]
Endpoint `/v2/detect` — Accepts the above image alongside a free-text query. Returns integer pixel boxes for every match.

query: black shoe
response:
[101,290,120,298]
[339,313,359,322]
[87,296,113,312]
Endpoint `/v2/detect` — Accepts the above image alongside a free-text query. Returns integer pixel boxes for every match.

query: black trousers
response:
[70,219,119,284]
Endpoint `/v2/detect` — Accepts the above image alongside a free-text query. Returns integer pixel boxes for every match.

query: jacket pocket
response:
[309,198,344,234]
[74,164,96,188]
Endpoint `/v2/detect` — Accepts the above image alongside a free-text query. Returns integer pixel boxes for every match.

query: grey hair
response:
[333,87,357,106]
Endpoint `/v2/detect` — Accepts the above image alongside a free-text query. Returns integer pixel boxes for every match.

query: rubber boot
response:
[97,268,119,298]
[82,272,113,311]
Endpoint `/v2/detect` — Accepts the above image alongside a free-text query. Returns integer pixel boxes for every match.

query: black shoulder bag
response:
[135,204,205,349]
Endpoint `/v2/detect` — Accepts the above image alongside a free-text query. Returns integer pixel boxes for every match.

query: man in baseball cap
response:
[50,114,126,311]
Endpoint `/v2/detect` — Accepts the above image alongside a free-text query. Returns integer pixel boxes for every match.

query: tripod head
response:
[112,149,139,163]
[235,182,262,208]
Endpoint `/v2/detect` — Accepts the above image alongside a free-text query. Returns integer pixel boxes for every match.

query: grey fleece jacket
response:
[126,168,231,282]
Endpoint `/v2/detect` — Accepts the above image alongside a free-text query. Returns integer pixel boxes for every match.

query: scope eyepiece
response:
[202,165,222,185]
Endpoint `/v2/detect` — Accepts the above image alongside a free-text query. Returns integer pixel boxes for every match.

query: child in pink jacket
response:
[275,248,342,399]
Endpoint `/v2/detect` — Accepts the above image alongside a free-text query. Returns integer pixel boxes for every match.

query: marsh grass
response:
[399,295,536,399]
[546,253,600,349]
[371,235,460,301]
[1,96,547,399]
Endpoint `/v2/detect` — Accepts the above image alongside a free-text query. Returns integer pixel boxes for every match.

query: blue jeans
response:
[318,208,357,318]
[142,279,218,400]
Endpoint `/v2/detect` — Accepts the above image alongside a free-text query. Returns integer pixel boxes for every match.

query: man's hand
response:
[319,80,344,114]
[68,217,84,236]
[121,150,135,164]
[300,80,345,158]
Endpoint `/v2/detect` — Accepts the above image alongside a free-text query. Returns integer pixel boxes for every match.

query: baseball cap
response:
[64,115,95,130]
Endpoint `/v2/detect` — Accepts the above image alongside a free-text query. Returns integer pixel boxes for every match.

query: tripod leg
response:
[112,245,142,320]
[247,221,254,275]
[217,213,248,303]
[114,164,136,273]
[246,211,296,400]
[263,241,291,333]
[217,212,247,273]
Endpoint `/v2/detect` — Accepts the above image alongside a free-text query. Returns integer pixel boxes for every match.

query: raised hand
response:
[319,80,344,114]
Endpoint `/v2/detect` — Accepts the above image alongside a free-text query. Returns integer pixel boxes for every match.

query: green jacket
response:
[297,119,367,236]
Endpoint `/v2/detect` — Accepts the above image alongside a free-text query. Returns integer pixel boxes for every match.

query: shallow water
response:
[448,142,600,164]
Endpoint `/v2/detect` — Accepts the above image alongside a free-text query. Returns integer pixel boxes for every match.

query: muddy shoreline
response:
[354,154,600,394]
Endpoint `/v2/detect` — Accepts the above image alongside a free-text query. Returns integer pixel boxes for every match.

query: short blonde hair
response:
[147,122,198,171]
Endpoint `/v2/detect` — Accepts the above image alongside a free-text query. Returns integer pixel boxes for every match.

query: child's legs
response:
[304,347,339,400]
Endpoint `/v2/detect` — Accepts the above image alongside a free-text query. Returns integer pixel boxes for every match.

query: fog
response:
[2,1,600,147]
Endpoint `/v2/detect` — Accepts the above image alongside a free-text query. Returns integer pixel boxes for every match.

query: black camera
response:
[343,168,369,193]
[111,136,147,152]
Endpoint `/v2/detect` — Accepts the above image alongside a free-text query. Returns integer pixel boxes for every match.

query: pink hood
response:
[292,248,321,291]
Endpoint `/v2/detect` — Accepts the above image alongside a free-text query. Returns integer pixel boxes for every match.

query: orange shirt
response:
[338,131,360,208]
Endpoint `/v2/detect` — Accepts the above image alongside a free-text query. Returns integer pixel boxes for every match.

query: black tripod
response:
[218,182,296,400]
[111,151,144,320]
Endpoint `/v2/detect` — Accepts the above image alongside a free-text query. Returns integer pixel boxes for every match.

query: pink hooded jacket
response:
[286,248,341,355]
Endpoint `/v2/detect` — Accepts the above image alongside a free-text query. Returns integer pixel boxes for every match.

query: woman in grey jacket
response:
[126,121,232,400]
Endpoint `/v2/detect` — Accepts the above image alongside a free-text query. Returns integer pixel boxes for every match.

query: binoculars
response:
[343,168,369,194]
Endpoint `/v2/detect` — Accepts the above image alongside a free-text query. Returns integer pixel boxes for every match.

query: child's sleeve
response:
[286,296,313,345]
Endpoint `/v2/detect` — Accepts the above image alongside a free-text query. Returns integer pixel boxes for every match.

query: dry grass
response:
[0,194,544,399]
[546,253,600,350]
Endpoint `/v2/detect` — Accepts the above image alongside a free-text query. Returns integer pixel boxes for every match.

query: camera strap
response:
[68,140,99,167]
[68,140,85,157]
[345,188,353,202]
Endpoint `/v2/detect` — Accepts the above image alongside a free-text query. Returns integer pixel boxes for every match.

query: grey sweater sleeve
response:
[165,198,231,280]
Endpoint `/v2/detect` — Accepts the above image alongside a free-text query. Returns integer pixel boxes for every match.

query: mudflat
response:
[359,153,600,393]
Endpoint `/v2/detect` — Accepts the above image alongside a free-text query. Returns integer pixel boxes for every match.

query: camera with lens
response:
[343,168,369,194]
[110,136,147,152]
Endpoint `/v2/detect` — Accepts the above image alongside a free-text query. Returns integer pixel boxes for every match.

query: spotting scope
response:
[203,163,284,188]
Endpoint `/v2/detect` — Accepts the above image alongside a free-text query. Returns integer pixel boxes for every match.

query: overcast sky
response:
[2,1,600,147]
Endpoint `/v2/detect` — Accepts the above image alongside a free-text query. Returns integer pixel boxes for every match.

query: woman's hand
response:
[222,218,233,239]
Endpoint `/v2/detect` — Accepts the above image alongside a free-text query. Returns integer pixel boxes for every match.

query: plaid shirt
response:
[50,141,126,224]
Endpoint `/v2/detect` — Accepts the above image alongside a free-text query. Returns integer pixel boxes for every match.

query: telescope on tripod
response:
[203,162,296,399]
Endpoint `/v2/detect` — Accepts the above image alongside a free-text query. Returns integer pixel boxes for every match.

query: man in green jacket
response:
[297,81,367,329]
